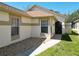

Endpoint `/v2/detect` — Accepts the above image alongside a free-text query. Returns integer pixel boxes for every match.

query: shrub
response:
[66,29,78,35]
[61,33,72,41]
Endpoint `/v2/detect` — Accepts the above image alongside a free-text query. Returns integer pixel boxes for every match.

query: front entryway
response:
[55,21,62,34]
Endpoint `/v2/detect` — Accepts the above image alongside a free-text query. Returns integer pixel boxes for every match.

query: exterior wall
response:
[55,15,65,22]
[0,26,11,47]
[20,26,31,40]
[21,16,31,23]
[11,26,31,44]
[0,11,11,47]
[31,26,41,37]
[20,17,31,39]
[76,23,79,29]
[11,16,31,44]
[0,11,32,47]
[30,17,55,40]
[65,23,71,33]
[0,11,9,21]
[31,18,41,37]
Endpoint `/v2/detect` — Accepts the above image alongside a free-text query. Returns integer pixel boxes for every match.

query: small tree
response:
[66,9,79,23]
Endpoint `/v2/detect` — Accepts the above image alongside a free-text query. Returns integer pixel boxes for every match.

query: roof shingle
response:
[27,11,54,17]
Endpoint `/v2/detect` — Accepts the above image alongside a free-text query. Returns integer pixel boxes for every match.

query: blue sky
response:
[3,2,79,14]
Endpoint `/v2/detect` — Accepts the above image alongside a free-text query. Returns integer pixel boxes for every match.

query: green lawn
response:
[37,34,79,56]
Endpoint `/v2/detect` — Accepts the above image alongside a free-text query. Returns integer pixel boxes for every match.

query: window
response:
[11,15,20,36]
[41,20,48,33]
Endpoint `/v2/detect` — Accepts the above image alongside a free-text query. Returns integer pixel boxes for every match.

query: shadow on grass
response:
[61,30,79,41]
[69,31,79,35]
[67,29,79,35]
[61,33,72,41]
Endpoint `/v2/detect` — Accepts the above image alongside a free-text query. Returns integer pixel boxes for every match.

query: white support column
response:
[52,17,55,35]
[49,17,55,38]
[47,17,52,39]
[50,17,52,38]
[62,22,65,34]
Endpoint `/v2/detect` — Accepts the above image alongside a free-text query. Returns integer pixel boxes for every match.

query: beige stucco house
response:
[0,3,66,48]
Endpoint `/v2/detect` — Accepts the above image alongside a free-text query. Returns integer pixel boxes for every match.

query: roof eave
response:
[30,15,54,18]
[0,3,30,17]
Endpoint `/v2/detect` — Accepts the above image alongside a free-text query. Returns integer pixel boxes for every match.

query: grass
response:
[37,33,79,56]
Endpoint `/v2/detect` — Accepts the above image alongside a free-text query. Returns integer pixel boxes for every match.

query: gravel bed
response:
[0,38,45,56]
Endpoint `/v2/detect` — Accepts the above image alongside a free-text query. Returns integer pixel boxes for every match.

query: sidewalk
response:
[29,34,61,56]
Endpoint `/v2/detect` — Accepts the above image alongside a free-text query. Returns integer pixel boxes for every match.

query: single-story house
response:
[0,3,66,48]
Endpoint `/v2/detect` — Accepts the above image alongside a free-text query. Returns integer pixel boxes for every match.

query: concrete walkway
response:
[29,34,61,56]
[16,34,61,56]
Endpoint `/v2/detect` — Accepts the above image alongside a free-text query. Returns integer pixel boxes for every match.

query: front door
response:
[55,21,62,34]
